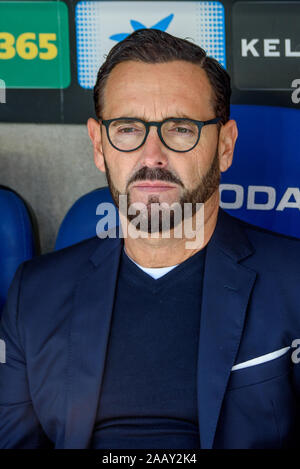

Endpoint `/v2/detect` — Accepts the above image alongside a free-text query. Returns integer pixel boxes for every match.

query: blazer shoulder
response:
[18,234,121,288]
[3,235,122,333]
[226,212,300,249]
[221,212,300,277]
[24,235,100,271]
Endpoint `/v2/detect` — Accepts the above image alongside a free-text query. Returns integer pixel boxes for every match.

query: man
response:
[0,29,300,449]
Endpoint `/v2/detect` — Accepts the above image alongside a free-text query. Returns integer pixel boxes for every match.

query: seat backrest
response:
[0,186,36,312]
[221,104,300,239]
[55,186,119,250]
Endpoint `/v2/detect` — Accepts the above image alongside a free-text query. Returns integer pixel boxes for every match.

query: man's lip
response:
[132,182,177,192]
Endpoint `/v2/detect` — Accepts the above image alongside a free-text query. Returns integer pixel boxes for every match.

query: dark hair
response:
[93,29,231,125]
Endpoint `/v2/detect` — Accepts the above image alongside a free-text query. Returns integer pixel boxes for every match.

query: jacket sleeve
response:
[0,263,53,448]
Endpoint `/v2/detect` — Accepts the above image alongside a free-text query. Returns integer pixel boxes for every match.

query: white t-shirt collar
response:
[123,247,179,280]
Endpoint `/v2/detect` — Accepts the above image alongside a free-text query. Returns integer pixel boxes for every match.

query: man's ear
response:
[217,119,238,173]
[87,118,106,173]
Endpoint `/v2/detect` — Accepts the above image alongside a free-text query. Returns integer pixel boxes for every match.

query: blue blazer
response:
[0,209,300,449]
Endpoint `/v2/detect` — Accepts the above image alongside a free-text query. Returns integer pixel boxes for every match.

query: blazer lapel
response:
[61,236,123,449]
[197,210,257,449]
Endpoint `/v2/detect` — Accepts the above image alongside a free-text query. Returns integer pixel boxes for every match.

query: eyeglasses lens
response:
[161,120,199,151]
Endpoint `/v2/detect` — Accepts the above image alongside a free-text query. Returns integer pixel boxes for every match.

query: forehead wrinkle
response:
[103,61,216,120]
[104,101,210,121]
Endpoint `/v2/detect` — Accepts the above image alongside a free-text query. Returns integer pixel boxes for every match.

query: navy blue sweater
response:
[92,247,206,449]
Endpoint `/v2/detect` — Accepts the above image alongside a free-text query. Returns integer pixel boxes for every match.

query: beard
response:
[103,150,220,233]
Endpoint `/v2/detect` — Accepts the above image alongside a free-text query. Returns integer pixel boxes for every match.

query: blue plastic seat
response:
[222,104,300,239]
[0,186,36,313]
[55,187,119,251]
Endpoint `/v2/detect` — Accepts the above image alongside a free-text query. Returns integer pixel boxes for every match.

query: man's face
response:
[89,60,236,231]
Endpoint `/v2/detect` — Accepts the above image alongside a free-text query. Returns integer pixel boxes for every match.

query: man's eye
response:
[173,127,194,134]
[118,127,141,134]
[119,127,135,133]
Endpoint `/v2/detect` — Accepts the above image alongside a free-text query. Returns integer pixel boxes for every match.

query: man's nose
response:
[139,126,168,168]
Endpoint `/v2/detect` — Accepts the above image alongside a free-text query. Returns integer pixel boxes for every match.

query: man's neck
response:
[122,194,219,268]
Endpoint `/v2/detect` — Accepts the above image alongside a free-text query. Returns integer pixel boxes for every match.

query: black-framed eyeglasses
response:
[101,116,221,153]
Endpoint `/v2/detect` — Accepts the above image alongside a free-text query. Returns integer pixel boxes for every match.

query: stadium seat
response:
[222,104,300,239]
[0,186,37,313]
[55,186,119,250]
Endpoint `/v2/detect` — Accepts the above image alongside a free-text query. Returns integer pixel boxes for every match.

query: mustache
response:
[126,167,184,190]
